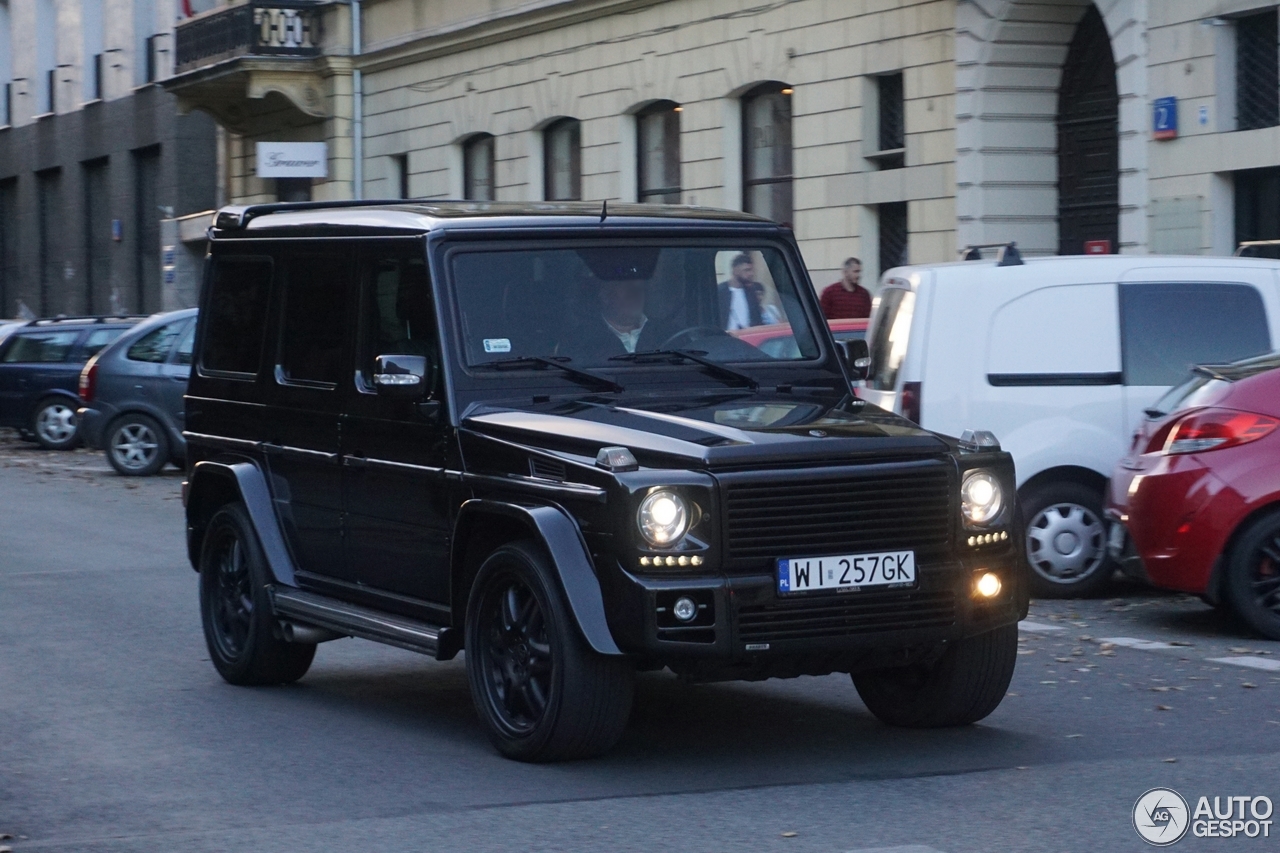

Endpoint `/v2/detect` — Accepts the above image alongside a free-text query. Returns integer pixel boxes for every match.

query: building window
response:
[879,202,908,274]
[742,83,793,225]
[0,0,12,123]
[1235,166,1280,258]
[463,134,495,201]
[389,153,409,199]
[544,119,581,201]
[36,0,54,114]
[637,101,681,203]
[276,178,312,203]
[133,147,160,312]
[870,72,905,170]
[83,0,103,101]
[1237,10,1279,131]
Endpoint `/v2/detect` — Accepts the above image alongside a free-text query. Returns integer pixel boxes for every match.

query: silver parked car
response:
[76,309,196,475]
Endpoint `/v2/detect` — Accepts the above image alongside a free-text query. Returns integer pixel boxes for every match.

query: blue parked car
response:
[0,316,144,449]
[77,309,197,476]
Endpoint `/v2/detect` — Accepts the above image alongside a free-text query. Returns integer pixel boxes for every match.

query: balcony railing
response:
[175,1,324,75]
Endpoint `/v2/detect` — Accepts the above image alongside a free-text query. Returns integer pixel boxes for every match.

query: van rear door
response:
[1117,269,1276,438]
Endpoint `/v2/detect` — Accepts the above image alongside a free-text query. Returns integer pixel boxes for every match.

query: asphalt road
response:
[2,433,1278,853]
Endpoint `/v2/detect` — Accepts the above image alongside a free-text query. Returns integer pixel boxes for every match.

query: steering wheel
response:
[660,326,731,351]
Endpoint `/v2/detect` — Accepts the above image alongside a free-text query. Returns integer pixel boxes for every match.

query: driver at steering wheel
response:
[562,276,675,361]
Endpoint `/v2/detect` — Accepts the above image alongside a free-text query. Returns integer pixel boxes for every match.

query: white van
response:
[861,250,1280,597]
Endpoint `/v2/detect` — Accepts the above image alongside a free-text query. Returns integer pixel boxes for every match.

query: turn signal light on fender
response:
[975,572,1002,598]
[1161,409,1279,455]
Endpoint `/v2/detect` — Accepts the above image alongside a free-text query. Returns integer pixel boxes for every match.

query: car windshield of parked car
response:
[450,244,821,368]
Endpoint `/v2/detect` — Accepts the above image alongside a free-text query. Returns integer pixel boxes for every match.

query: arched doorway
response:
[1056,5,1120,255]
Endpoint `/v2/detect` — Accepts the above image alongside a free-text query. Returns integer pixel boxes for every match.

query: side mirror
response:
[835,339,871,382]
[373,354,428,399]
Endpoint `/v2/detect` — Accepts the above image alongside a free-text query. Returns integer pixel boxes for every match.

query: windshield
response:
[868,286,915,391]
[450,244,820,369]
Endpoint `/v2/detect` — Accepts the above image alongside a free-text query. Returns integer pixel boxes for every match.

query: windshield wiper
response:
[609,349,759,390]
[474,355,625,393]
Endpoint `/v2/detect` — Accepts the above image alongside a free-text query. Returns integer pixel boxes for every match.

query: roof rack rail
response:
[26,314,149,326]
[213,198,441,231]
[958,242,1024,266]
[1234,239,1280,257]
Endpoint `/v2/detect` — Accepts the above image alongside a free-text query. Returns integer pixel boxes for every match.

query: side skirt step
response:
[269,586,460,660]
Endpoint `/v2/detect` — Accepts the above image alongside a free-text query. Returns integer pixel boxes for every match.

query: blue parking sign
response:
[1153,97,1178,140]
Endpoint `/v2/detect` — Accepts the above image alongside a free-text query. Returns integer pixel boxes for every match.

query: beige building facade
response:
[166,0,1280,289]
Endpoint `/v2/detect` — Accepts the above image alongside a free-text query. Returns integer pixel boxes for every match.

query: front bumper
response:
[600,553,1027,677]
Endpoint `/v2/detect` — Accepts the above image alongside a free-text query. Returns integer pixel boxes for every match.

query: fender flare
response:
[453,499,621,656]
[186,459,298,587]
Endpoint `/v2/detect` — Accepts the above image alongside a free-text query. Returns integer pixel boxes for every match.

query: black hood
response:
[460,394,950,470]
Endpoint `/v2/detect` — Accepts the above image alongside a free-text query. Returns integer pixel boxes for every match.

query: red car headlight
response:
[1161,408,1279,455]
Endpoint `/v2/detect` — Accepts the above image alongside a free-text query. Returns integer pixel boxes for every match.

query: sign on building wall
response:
[256,142,328,178]
[1153,97,1179,140]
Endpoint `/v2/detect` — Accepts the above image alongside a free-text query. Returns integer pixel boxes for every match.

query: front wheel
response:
[1021,481,1114,597]
[1223,511,1280,640]
[199,504,315,685]
[465,541,634,762]
[853,623,1018,728]
[31,397,79,450]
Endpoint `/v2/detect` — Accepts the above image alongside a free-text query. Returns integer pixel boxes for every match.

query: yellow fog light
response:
[975,572,1002,598]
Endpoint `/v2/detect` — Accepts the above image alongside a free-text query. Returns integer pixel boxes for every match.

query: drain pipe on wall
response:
[351,0,363,199]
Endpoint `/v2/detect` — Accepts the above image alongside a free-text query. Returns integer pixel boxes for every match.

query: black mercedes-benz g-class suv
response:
[184,200,1026,762]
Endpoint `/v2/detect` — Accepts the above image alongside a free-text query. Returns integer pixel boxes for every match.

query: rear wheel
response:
[1021,481,1114,597]
[1223,511,1280,640]
[199,504,315,685]
[106,413,169,476]
[31,397,79,450]
[853,623,1018,727]
[465,541,634,762]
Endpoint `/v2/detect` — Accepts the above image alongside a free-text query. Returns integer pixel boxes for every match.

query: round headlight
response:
[962,471,1004,526]
[637,490,690,548]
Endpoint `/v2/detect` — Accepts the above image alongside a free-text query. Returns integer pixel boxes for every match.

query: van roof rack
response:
[959,242,1024,266]
[1234,239,1280,257]
[26,314,148,326]
[213,199,435,231]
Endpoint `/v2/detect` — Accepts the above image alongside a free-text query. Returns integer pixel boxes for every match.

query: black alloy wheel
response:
[198,504,315,685]
[1224,511,1280,640]
[465,541,634,762]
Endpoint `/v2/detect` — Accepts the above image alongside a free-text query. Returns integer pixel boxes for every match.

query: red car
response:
[1106,352,1280,639]
[731,318,868,359]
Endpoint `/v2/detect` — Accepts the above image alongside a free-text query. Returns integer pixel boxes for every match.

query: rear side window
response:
[1120,283,1271,387]
[174,323,195,366]
[127,321,186,363]
[868,287,914,391]
[201,257,272,376]
[279,254,350,385]
[2,331,79,363]
[82,328,125,359]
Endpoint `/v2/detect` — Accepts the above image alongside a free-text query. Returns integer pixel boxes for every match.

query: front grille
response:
[737,589,956,643]
[721,463,953,568]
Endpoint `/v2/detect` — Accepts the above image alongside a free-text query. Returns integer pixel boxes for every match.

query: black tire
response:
[1021,481,1114,598]
[30,396,79,450]
[853,622,1018,728]
[106,413,170,476]
[465,541,634,762]
[198,503,315,686]
[1223,511,1280,640]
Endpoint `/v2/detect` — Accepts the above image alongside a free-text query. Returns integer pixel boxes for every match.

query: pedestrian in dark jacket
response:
[719,253,781,330]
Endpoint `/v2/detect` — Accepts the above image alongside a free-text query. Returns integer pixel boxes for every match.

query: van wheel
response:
[106,414,169,476]
[1021,482,1114,597]
[199,504,315,685]
[853,623,1018,727]
[465,541,634,762]
[1223,511,1280,640]
[31,397,79,450]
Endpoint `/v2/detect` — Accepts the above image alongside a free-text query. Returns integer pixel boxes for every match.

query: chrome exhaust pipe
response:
[280,622,345,644]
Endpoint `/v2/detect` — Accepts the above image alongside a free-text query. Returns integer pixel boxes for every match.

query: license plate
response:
[777,551,916,595]
[1107,522,1126,558]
